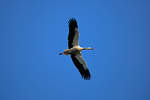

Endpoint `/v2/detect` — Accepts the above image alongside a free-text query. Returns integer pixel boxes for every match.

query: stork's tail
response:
[59,52,64,55]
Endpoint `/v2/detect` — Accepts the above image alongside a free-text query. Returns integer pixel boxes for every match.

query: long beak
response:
[88,48,94,50]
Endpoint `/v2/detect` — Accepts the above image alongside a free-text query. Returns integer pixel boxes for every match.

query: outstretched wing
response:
[68,18,79,49]
[71,53,91,80]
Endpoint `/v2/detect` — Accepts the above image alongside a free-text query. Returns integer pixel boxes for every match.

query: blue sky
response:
[0,0,150,100]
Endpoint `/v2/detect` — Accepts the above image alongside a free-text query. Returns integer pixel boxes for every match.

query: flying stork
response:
[59,18,94,80]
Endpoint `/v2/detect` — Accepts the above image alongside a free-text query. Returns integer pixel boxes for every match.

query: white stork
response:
[59,18,94,80]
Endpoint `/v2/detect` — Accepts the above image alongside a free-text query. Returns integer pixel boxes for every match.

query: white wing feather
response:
[75,53,88,70]
[72,28,79,47]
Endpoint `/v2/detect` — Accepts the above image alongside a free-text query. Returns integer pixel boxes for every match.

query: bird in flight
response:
[59,18,94,80]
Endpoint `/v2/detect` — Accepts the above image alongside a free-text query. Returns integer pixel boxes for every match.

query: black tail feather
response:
[59,52,64,55]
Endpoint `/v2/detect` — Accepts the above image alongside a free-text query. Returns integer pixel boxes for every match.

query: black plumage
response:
[68,18,78,49]
[71,55,91,80]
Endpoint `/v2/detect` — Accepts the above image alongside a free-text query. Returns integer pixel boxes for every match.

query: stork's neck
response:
[82,47,94,50]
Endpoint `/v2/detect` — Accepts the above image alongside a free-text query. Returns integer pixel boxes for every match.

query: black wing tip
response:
[71,55,91,80]
[68,18,78,28]
[82,69,91,80]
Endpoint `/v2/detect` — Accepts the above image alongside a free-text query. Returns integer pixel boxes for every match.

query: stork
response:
[59,18,94,80]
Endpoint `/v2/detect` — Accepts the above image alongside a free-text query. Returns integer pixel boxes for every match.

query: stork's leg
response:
[59,49,70,55]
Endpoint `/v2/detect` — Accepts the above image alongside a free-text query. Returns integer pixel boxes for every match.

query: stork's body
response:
[64,47,81,55]
[59,18,94,80]
[60,46,93,56]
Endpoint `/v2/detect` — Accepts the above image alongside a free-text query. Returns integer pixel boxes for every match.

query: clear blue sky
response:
[0,0,150,100]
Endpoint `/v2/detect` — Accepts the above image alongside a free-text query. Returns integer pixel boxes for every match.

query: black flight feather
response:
[68,18,78,49]
[71,55,91,80]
